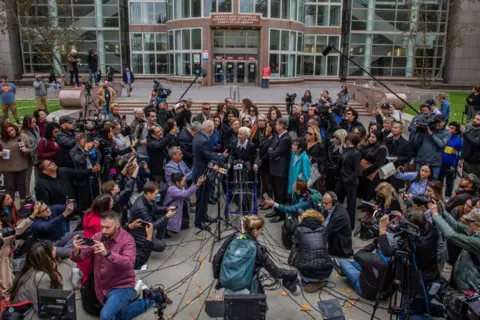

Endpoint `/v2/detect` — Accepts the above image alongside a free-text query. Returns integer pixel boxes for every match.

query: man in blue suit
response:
[192,120,228,230]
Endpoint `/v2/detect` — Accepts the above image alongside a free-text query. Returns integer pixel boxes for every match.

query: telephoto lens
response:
[0,227,16,238]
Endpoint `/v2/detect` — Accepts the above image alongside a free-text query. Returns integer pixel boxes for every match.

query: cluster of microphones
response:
[205,161,228,181]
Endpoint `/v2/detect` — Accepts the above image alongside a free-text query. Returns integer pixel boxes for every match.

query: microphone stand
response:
[322,45,419,115]
[178,70,204,102]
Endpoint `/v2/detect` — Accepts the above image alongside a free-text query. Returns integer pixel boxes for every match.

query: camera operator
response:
[429,202,480,292]
[173,102,190,131]
[341,108,364,133]
[413,114,450,178]
[67,49,80,87]
[72,211,168,319]
[122,67,134,97]
[55,115,76,168]
[30,202,81,258]
[155,101,174,128]
[460,111,480,176]
[32,75,51,111]
[466,87,480,120]
[408,104,433,140]
[129,181,176,252]
[0,202,39,291]
[35,159,101,206]
[98,81,117,118]
[445,174,479,212]
[87,48,99,86]
[147,125,177,184]
[178,121,202,168]
[98,125,135,182]
[70,133,102,211]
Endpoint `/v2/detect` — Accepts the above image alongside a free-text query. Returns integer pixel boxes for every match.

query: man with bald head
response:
[192,120,228,230]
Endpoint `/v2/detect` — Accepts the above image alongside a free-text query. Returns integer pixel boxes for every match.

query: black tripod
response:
[83,84,100,117]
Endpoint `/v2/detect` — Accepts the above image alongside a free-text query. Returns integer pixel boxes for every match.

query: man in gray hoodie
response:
[413,114,451,178]
[33,75,51,111]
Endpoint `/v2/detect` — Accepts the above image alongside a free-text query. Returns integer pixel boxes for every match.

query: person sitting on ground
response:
[72,211,171,319]
[124,219,154,270]
[288,209,333,293]
[30,201,80,258]
[213,215,300,295]
[361,182,402,222]
[164,173,206,233]
[129,181,176,253]
[394,164,433,196]
[334,237,390,301]
[322,191,354,258]
[263,179,320,220]
[8,240,63,320]
[164,146,192,186]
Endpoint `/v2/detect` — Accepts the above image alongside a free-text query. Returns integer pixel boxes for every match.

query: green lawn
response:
[403,92,469,124]
[16,99,62,119]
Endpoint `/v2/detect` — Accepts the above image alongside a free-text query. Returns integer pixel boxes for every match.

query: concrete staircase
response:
[116,100,370,117]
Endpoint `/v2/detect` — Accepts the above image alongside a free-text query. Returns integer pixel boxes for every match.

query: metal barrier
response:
[230,85,240,102]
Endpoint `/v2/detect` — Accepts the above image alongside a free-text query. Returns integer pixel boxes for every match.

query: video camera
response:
[444,288,480,320]
[75,113,103,139]
[153,80,172,99]
[0,226,15,238]
[415,113,436,133]
[410,194,439,207]
[286,93,297,116]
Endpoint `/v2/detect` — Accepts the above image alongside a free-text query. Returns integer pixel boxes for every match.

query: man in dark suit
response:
[323,192,353,258]
[122,67,135,97]
[266,118,292,222]
[192,102,211,124]
[192,120,228,230]
[385,121,410,191]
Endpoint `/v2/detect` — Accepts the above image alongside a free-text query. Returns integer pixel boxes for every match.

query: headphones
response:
[324,191,338,205]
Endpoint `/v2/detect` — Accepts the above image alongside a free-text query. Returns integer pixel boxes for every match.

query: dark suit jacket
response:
[122,71,135,83]
[385,136,410,166]
[268,132,292,178]
[192,113,208,124]
[326,204,354,258]
[228,140,257,168]
[192,131,224,181]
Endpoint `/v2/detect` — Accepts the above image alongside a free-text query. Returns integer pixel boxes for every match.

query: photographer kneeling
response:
[429,202,480,292]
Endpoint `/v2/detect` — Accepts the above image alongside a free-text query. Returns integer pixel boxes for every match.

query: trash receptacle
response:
[261,78,269,89]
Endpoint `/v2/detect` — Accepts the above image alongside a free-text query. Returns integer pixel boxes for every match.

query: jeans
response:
[298,272,321,285]
[89,68,98,84]
[100,288,154,320]
[438,165,455,198]
[69,70,79,85]
[416,163,440,179]
[338,259,362,296]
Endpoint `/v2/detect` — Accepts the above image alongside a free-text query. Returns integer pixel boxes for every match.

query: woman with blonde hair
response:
[361,182,401,222]
[305,125,326,192]
[326,129,347,190]
[213,215,300,295]
[288,209,333,293]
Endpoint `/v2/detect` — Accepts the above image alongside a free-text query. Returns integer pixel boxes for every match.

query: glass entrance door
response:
[247,62,257,85]
[225,61,235,83]
[236,62,245,84]
[213,61,224,85]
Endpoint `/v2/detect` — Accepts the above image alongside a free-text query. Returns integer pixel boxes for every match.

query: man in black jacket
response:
[147,125,178,184]
[192,102,211,124]
[125,219,154,269]
[461,112,480,176]
[178,121,202,168]
[445,174,479,212]
[341,108,364,133]
[55,115,76,168]
[69,133,102,212]
[335,239,389,300]
[322,192,353,258]
[385,121,410,191]
[35,159,100,206]
[129,181,176,252]
[266,118,292,222]
[87,49,98,85]
[155,101,173,129]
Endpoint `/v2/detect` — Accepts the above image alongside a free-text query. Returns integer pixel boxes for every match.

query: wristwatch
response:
[105,250,111,258]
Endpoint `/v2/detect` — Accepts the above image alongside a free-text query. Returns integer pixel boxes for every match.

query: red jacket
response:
[36,138,60,161]
[77,210,101,284]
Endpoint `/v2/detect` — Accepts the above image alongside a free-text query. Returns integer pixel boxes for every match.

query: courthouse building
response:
[1,0,479,86]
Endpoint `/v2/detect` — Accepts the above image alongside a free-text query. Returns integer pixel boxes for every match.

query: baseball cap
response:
[462,208,480,223]
[380,103,390,109]
[59,115,75,124]
[173,103,184,111]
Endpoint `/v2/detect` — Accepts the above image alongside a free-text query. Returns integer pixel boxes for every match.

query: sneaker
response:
[143,286,170,304]
[135,280,146,298]
[289,284,301,296]
[332,258,345,277]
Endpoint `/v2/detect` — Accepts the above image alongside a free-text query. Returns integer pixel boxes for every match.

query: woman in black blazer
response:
[257,121,276,210]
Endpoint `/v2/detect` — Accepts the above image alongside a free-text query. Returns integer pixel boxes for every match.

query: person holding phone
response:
[129,181,177,252]
[125,219,153,269]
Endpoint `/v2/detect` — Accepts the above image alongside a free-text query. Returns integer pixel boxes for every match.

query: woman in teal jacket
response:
[288,139,311,195]
[264,179,316,218]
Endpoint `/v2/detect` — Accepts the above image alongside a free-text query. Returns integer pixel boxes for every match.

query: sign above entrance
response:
[211,14,261,26]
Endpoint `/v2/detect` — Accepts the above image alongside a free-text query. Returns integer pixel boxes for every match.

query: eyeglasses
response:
[203,107,211,110]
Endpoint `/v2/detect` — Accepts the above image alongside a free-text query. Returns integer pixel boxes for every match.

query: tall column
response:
[49,0,62,75]
[363,0,375,75]
[95,0,105,74]
[406,0,419,77]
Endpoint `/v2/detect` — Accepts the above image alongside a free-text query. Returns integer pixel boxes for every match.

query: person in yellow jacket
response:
[97,81,117,118]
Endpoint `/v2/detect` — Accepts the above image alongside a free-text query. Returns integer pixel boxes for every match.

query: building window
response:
[131,32,176,74]
[305,2,341,26]
[204,0,232,16]
[269,29,303,78]
[165,28,203,76]
[239,0,254,13]
[130,0,167,24]
[302,34,339,76]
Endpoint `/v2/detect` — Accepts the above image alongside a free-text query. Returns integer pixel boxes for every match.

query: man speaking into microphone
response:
[192,120,228,230]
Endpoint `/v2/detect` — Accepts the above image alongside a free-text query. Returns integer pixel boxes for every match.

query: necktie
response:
[178,164,183,174]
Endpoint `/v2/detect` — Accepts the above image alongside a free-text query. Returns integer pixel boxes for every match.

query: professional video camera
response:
[82,80,93,92]
[393,220,420,250]
[286,92,297,116]
[373,207,395,221]
[444,288,480,320]
[410,194,439,207]
[153,80,172,99]
[75,116,103,140]
[415,112,435,134]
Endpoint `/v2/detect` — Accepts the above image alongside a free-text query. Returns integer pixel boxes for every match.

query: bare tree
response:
[406,0,480,88]
[0,0,83,78]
